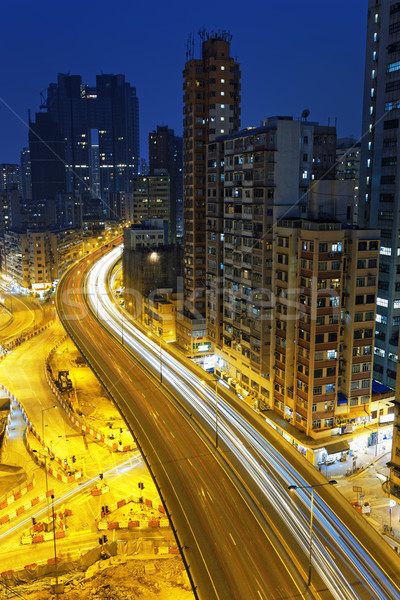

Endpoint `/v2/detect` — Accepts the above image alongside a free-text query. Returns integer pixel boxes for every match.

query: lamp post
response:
[201,378,219,448]
[50,493,60,599]
[41,406,57,518]
[288,480,337,586]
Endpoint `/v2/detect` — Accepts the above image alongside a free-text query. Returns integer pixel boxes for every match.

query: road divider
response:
[0,319,55,362]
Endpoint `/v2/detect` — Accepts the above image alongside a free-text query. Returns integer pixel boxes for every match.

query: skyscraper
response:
[29,73,140,222]
[182,30,241,320]
[359,0,400,388]
[20,147,32,201]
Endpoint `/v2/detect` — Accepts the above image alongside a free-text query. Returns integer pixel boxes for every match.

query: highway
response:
[56,244,400,600]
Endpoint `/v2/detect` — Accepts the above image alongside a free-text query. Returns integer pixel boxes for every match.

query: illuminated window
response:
[387,61,400,73]
[385,100,400,111]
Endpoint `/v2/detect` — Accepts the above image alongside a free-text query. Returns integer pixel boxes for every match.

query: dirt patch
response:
[1,558,195,600]
[48,342,127,435]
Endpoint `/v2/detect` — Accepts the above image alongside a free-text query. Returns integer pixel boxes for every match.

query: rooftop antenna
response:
[301,108,310,122]
[39,90,47,110]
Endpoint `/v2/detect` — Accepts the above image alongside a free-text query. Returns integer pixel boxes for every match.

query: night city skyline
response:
[3,1,400,598]
[1,0,366,163]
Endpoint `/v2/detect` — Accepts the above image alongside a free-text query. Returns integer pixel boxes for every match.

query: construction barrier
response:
[44,339,136,452]
[0,478,35,512]
[0,384,82,484]
[0,491,53,529]
[154,546,180,555]
[95,493,169,531]
[0,319,55,362]
[20,509,70,545]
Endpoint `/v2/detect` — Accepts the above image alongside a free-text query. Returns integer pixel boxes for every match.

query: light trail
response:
[84,247,400,600]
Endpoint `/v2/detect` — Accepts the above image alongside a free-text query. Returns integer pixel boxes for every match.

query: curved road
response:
[0,294,43,346]
[56,248,309,599]
[56,245,400,600]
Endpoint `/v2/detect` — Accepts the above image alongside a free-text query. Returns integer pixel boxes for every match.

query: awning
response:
[372,380,392,394]
[325,440,350,455]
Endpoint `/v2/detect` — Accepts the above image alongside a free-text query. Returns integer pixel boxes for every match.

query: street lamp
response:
[288,480,337,586]
[200,378,219,449]
[51,493,60,599]
[41,405,57,518]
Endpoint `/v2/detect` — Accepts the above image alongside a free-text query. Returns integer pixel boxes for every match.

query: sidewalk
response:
[313,441,400,550]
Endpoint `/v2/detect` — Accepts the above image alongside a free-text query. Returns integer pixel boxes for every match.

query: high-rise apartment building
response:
[0,164,21,195]
[207,117,336,351]
[3,227,82,289]
[183,30,241,321]
[359,0,400,388]
[206,116,379,437]
[148,125,182,243]
[132,175,173,242]
[336,138,361,224]
[29,73,139,222]
[270,222,379,437]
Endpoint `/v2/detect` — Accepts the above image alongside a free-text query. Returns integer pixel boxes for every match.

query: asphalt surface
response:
[55,245,400,600]
[56,250,311,600]
[0,294,43,346]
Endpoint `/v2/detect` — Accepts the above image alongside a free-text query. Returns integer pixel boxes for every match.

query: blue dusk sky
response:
[0,0,367,164]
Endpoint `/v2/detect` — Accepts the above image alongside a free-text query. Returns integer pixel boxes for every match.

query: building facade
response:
[0,164,21,195]
[205,116,380,437]
[148,125,182,243]
[29,73,140,223]
[123,223,183,319]
[132,176,173,242]
[359,0,400,388]
[183,30,241,319]
[270,221,379,438]
[336,138,361,226]
[207,117,337,355]
[3,227,83,288]
[20,147,32,201]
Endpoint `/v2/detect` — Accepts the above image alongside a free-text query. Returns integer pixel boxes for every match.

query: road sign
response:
[353,486,362,493]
